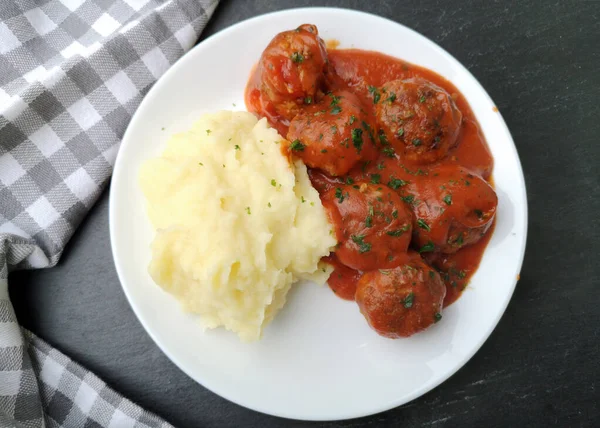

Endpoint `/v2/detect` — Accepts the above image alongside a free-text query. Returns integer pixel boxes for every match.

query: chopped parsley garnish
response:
[362,121,375,142]
[330,94,341,106]
[392,209,398,219]
[321,149,328,153]
[419,95,426,103]
[386,225,410,237]
[290,140,305,151]
[368,85,381,104]
[378,130,389,146]
[451,268,467,279]
[234,144,240,150]
[385,92,396,104]
[349,115,356,125]
[304,96,312,104]
[412,138,422,146]
[198,162,203,166]
[345,177,354,184]
[419,241,435,253]
[443,194,452,205]
[301,196,306,203]
[397,128,404,138]
[382,147,396,158]
[245,207,251,215]
[271,179,277,187]
[335,187,345,203]
[370,174,381,184]
[429,270,435,279]
[403,292,415,308]
[291,52,304,63]
[401,194,415,204]
[206,129,211,135]
[268,202,271,207]
[351,128,364,153]
[417,219,431,231]
[365,214,373,228]
[434,312,442,323]
[331,105,342,115]
[351,235,371,253]
[388,177,407,190]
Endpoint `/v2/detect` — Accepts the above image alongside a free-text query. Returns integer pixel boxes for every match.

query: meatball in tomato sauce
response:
[257,24,328,124]
[375,78,462,164]
[322,183,412,271]
[404,165,497,254]
[287,91,377,176]
[355,251,445,338]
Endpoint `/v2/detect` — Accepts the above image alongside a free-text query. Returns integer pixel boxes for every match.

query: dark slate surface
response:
[9,0,600,426]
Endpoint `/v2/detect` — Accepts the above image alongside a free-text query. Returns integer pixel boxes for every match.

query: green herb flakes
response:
[351,235,372,253]
[368,85,381,104]
[335,187,345,203]
[403,292,415,308]
[291,52,304,63]
[352,128,364,153]
[419,241,435,253]
[417,219,431,231]
[290,140,305,151]
[388,177,407,190]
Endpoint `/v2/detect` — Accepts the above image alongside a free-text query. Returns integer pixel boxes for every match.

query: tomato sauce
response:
[323,254,361,300]
[246,47,495,310]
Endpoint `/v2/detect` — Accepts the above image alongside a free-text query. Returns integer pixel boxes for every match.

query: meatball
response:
[287,91,378,176]
[322,184,413,271]
[355,251,446,338]
[375,78,462,164]
[404,165,497,254]
[258,24,328,123]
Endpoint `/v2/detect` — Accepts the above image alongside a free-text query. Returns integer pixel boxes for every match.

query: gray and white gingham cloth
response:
[0,0,218,426]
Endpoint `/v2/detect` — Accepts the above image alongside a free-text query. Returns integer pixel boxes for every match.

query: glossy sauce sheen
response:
[246,48,495,307]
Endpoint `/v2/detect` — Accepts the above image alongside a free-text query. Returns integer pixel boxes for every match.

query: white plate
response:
[109,7,527,421]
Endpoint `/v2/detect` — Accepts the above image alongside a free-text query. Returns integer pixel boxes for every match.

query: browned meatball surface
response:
[404,165,498,254]
[375,78,462,164]
[321,183,412,271]
[257,24,329,123]
[355,252,446,338]
[286,91,378,176]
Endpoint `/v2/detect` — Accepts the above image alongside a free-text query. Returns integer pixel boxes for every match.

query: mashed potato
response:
[139,111,336,341]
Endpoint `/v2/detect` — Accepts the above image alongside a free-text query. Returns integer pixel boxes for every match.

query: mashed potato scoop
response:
[139,111,336,341]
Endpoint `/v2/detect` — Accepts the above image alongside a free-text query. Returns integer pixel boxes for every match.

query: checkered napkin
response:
[0,0,218,426]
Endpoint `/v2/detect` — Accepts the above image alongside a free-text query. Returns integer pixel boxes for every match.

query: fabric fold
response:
[0,1,219,426]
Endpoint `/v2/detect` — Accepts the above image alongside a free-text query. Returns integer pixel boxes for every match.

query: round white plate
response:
[109,7,527,421]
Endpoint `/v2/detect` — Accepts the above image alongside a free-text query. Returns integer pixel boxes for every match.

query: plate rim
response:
[109,6,528,421]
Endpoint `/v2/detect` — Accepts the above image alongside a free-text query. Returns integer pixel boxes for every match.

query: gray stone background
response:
[9,0,600,426]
